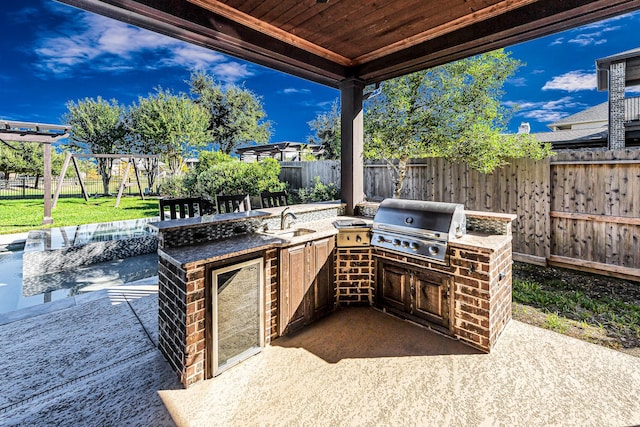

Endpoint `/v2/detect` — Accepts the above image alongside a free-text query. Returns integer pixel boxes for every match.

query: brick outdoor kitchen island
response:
[149,202,516,388]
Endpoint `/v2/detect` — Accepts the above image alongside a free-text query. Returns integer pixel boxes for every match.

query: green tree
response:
[0,141,63,186]
[364,49,553,198]
[189,71,271,154]
[127,87,211,185]
[62,97,126,195]
[307,99,341,159]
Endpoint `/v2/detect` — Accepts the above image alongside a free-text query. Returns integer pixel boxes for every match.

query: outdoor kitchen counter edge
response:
[157,215,356,269]
[148,202,344,233]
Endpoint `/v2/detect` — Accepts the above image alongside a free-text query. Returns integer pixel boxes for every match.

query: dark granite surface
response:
[160,233,287,269]
[158,216,346,269]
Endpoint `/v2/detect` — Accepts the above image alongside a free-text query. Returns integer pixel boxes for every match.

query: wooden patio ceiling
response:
[58,0,640,87]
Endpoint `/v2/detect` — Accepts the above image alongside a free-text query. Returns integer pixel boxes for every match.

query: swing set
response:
[52,152,160,208]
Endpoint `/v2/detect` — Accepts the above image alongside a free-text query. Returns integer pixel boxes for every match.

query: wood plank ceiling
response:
[59,0,640,87]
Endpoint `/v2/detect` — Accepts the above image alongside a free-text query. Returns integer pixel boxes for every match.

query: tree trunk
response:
[34,174,40,190]
[145,158,158,193]
[98,158,113,195]
[391,158,408,198]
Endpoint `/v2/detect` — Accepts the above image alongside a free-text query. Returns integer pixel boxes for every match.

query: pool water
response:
[0,248,158,315]
[0,218,159,316]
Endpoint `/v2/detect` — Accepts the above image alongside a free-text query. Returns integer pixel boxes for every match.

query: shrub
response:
[290,176,340,203]
[157,175,186,197]
[186,156,285,199]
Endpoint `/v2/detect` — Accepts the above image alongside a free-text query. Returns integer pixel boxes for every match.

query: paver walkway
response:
[1,295,639,426]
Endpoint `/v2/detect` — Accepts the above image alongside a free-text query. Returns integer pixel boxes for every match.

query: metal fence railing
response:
[0,176,153,200]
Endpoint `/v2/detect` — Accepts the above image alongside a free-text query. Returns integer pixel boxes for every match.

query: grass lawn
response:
[512,262,640,357]
[0,197,160,235]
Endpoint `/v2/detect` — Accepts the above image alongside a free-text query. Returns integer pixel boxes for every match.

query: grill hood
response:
[373,199,466,241]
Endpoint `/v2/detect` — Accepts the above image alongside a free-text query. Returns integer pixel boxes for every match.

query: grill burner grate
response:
[371,199,466,264]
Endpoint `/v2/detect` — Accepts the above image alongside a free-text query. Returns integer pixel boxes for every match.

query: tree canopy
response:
[0,141,63,180]
[189,71,271,154]
[62,97,126,195]
[307,99,341,159]
[364,49,553,197]
[127,87,211,183]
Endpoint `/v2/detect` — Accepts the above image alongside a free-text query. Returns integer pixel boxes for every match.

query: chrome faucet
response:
[280,207,297,230]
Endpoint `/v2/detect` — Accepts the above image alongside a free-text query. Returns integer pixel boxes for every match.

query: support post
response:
[42,143,53,225]
[115,160,132,207]
[340,77,365,216]
[608,61,626,150]
[52,152,71,209]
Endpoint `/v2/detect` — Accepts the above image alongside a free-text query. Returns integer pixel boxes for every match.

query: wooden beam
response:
[187,0,352,66]
[549,255,640,282]
[357,0,640,83]
[513,252,548,267]
[71,157,90,201]
[115,160,132,208]
[42,143,53,225]
[550,211,640,226]
[52,152,72,209]
[352,0,538,65]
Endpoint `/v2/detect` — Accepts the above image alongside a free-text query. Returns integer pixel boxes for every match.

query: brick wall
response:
[335,248,375,305]
[264,248,280,343]
[449,240,512,352]
[158,248,279,389]
[373,238,512,353]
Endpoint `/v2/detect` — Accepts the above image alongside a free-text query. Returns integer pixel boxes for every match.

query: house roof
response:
[533,128,608,146]
[236,141,323,156]
[549,101,609,129]
[597,46,640,91]
[57,0,640,88]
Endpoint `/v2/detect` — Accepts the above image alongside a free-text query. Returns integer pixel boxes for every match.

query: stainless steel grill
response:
[371,199,466,264]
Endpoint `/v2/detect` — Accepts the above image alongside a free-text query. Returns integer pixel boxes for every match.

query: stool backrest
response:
[216,194,251,214]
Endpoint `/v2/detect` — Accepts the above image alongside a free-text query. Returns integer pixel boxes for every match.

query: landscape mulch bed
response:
[512,262,640,358]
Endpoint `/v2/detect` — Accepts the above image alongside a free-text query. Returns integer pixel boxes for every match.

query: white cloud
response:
[211,62,254,83]
[549,37,564,46]
[508,77,527,87]
[521,110,568,123]
[33,9,251,83]
[505,96,586,125]
[542,71,596,92]
[281,88,311,95]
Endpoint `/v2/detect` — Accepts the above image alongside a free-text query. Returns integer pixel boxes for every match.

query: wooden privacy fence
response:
[282,149,640,280]
[279,160,341,189]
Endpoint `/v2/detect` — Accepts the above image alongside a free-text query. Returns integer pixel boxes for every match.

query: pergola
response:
[0,120,70,224]
[59,0,640,214]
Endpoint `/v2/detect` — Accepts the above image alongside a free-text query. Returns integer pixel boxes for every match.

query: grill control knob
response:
[428,246,439,256]
[356,235,362,243]
[410,242,419,251]
[402,241,409,248]
[377,235,387,243]
[392,238,401,246]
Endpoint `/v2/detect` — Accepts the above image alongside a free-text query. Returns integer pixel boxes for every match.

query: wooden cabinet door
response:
[413,270,450,328]
[309,237,335,321]
[279,244,308,335]
[377,261,409,313]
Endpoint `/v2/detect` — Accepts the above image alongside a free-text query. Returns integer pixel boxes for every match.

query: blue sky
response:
[1,1,640,142]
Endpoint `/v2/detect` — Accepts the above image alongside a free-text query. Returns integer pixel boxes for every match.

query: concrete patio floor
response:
[1,294,639,426]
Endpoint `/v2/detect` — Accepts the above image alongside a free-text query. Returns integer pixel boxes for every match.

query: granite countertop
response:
[449,232,512,252]
[160,215,357,269]
[159,212,506,268]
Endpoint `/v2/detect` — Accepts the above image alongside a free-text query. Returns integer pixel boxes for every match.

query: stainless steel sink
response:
[264,228,316,238]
